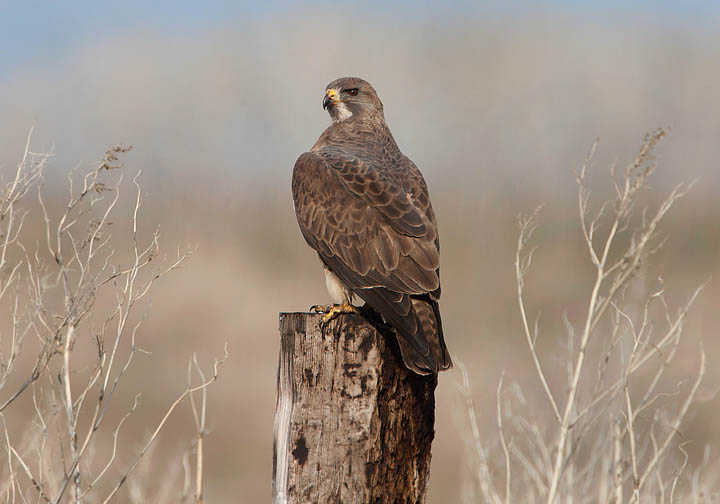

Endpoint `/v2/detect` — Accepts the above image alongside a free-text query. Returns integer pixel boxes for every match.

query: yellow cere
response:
[326,89,337,99]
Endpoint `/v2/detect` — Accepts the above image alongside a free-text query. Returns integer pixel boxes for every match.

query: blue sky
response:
[1,1,717,75]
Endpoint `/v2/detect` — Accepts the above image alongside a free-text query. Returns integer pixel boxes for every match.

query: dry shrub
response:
[0,130,226,503]
[457,130,718,503]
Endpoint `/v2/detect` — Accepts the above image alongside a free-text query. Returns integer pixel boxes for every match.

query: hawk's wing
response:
[292,149,452,374]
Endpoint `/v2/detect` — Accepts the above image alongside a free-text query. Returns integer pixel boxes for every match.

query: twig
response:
[515,208,561,423]
[102,344,228,504]
[496,374,511,504]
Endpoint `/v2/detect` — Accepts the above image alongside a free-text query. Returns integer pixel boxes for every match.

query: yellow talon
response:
[320,303,359,325]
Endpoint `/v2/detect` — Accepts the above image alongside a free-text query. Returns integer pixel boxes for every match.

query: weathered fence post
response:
[272,312,437,504]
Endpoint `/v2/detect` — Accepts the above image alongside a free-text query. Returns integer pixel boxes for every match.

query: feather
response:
[291,78,451,374]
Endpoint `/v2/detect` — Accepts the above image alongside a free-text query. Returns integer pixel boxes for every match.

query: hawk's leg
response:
[314,265,357,326]
[319,302,360,327]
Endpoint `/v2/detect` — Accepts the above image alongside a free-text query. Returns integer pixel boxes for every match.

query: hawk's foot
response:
[309,304,332,314]
[320,303,360,327]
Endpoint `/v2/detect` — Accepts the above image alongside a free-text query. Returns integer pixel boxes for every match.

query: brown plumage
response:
[292,77,452,375]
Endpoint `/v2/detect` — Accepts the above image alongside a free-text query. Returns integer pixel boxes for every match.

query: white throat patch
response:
[333,102,353,122]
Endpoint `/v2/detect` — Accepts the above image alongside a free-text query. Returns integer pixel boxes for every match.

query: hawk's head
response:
[323,77,384,123]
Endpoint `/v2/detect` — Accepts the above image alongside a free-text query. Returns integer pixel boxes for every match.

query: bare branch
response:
[102,344,228,504]
[463,131,712,503]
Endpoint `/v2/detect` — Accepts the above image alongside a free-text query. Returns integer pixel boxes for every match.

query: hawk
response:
[291,77,452,375]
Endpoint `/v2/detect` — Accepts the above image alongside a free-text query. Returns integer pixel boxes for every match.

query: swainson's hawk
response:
[292,77,452,375]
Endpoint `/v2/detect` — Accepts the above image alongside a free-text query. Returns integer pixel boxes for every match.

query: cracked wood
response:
[273,312,437,504]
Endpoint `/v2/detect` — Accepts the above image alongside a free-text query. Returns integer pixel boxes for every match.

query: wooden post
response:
[272,312,437,504]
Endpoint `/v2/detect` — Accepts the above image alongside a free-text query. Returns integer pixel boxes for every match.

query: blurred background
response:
[1,1,719,501]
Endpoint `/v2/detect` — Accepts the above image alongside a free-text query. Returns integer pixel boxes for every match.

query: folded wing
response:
[292,150,452,374]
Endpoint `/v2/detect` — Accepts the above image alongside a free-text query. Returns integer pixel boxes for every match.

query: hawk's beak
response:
[323,88,338,110]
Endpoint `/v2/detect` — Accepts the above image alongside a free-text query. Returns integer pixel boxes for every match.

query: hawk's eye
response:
[345,88,359,96]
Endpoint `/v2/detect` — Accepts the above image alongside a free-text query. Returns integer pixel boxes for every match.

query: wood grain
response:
[273,312,437,504]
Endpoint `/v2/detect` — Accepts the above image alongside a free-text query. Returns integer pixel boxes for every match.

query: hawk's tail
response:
[356,288,452,375]
[409,296,452,374]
